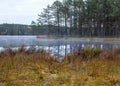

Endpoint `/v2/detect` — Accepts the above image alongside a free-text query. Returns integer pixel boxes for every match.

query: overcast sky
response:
[0,0,61,25]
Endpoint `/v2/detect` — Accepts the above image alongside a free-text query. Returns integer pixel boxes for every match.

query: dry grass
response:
[36,35,120,42]
[36,35,66,39]
[0,48,120,86]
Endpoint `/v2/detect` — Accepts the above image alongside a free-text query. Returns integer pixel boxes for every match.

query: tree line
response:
[0,24,30,35]
[0,23,61,35]
[33,0,120,37]
[0,24,60,35]
[0,0,119,37]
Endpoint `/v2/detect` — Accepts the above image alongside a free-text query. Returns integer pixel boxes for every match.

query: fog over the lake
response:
[0,0,62,25]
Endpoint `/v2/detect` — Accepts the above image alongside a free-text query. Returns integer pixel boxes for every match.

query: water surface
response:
[0,36,120,57]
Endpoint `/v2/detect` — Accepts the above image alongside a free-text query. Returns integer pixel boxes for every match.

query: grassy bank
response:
[37,35,120,42]
[0,48,120,86]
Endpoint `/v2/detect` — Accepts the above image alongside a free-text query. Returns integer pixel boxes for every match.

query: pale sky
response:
[0,0,61,25]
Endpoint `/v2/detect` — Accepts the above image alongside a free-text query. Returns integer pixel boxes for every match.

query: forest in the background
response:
[0,24,30,35]
[0,24,64,35]
[0,0,120,37]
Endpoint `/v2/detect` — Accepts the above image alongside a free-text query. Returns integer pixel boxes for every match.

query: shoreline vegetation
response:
[0,47,120,85]
[37,35,120,42]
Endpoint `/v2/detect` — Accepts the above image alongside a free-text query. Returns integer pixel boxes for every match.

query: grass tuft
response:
[0,47,120,85]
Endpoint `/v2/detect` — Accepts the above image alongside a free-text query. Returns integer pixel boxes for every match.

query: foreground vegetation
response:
[0,48,120,86]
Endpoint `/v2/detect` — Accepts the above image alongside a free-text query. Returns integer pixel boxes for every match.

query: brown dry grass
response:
[0,48,120,86]
[36,35,120,42]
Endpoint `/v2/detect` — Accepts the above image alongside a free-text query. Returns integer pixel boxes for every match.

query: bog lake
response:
[0,36,120,57]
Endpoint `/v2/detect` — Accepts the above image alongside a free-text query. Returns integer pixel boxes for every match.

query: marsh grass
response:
[0,47,120,86]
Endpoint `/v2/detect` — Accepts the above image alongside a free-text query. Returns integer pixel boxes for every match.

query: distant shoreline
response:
[36,35,120,42]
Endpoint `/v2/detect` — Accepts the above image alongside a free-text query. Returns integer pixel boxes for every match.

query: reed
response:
[0,47,120,85]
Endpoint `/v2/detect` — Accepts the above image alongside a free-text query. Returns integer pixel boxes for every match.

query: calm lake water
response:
[0,36,120,57]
